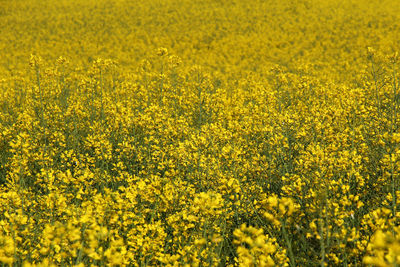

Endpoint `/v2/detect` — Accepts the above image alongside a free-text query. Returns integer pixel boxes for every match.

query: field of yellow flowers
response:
[1,0,400,266]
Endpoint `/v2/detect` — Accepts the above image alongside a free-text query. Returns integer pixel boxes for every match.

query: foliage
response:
[1,0,400,265]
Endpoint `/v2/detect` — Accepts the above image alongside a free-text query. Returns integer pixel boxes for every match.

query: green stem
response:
[282,219,296,267]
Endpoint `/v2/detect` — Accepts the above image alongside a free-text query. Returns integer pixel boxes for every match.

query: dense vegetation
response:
[1,0,400,265]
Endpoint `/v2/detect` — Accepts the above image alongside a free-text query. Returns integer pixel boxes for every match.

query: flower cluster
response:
[1,0,400,265]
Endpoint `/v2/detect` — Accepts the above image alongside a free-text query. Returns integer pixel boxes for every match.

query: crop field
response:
[1,0,400,266]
